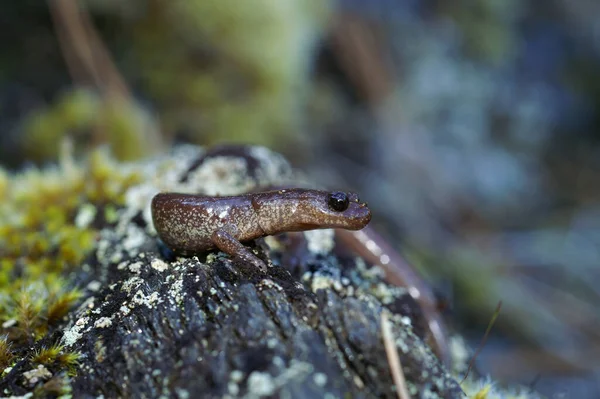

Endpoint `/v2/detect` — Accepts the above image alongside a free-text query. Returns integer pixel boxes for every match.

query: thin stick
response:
[48,0,130,98]
[48,0,98,88]
[78,2,130,98]
[329,13,393,108]
[47,0,163,153]
[381,310,411,399]
[461,301,503,383]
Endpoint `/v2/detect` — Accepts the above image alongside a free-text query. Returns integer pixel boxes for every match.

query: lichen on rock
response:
[1,145,466,398]
[0,148,141,396]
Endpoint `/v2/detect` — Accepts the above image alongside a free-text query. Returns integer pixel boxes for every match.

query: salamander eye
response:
[328,192,349,212]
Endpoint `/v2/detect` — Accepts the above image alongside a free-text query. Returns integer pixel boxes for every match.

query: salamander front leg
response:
[211,229,268,273]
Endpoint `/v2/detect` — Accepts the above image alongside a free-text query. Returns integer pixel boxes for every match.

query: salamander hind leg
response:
[211,228,268,273]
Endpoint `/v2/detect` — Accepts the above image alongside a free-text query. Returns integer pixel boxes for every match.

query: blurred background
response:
[1,0,599,396]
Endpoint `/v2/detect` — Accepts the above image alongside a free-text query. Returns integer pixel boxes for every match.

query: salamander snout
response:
[318,191,371,230]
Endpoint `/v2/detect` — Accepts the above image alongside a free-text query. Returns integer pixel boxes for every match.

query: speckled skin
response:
[151,189,371,271]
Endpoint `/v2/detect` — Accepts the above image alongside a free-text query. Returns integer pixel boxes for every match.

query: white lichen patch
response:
[122,225,147,254]
[121,276,144,293]
[449,335,469,373]
[247,372,276,397]
[175,388,190,399]
[345,286,355,297]
[395,335,411,355]
[230,370,244,382]
[305,272,350,296]
[87,280,102,292]
[355,258,386,280]
[109,251,123,264]
[23,365,52,386]
[94,317,113,328]
[168,278,185,304]
[185,157,255,196]
[258,279,284,292]
[303,229,335,255]
[372,282,396,305]
[75,203,97,228]
[228,381,240,396]
[273,361,314,390]
[123,184,160,220]
[353,375,365,389]
[151,258,169,272]
[96,236,112,263]
[61,316,90,346]
[132,290,163,308]
[128,261,143,273]
[148,146,203,191]
[301,271,313,282]
[332,279,343,293]
[205,253,218,263]
[227,370,245,397]
[247,146,294,185]
[310,274,336,293]
[313,372,327,387]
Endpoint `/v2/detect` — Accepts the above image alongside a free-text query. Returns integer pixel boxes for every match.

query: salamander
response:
[151,186,450,367]
[151,189,371,272]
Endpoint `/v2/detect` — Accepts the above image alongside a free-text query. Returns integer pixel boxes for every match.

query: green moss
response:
[0,336,13,370]
[0,149,142,392]
[122,0,332,147]
[21,89,161,163]
[31,344,63,365]
[32,344,80,377]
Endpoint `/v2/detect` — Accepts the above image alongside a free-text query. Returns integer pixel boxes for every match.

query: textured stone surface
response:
[1,145,462,398]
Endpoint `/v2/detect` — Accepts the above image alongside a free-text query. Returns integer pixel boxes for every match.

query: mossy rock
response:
[1,145,481,398]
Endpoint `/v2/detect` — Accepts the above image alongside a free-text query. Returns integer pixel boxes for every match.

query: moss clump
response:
[32,344,80,376]
[21,89,161,163]
[119,0,332,147]
[1,283,83,346]
[0,336,13,370]
[0,149,141,392]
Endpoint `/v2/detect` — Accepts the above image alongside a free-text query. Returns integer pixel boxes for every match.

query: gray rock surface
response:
[3,145,463,398]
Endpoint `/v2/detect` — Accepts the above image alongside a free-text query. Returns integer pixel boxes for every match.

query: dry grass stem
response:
[381,310,411,399]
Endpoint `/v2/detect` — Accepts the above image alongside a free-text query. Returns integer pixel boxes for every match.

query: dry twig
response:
[381,310,411,399]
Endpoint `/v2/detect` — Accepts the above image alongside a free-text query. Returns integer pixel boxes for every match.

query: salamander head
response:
[297,190,371,230]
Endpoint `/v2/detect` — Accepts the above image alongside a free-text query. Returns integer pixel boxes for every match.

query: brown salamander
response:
[151,189,371,272]
[151,187,450,367]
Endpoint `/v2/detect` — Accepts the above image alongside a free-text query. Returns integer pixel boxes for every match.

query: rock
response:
[1,145,462,398]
